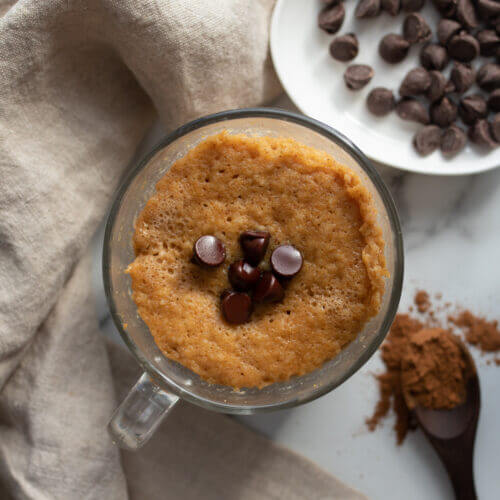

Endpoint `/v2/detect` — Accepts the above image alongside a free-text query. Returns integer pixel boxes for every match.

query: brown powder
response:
[368,291,500,444]
[414,290,431,313]
[366,314,423,444]
[449,310,500,353]
[401,328,467,410]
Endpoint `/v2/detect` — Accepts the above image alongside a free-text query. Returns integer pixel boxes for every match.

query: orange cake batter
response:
[128,132,388,388]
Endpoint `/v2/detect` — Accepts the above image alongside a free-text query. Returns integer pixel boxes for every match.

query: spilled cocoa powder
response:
[367,291,500,444]
[450,311,500,353]
[414,290,430,313]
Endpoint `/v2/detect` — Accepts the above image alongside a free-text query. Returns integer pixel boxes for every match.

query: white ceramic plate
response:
[271,0,500,175]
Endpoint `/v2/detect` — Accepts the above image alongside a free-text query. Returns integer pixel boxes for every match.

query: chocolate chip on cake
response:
[367,87,396,116]
[448,33,480,62]
[450,62,476,93]
[344,64,374,90]
[432,0,458,17]
[240,230,270,265]
[396,98,431,124]
[401,0,425,11]
[488,88,500,111]
[318,3,346,34]
[441,125,467,156]
[456,0,479,31]
[253,271,285,303]
[228,260,261,291]
[270,245,303,279]
[380,34,410,63]
[477,29,500,57]
[469,119,498,147]
[421,44,449,70]
[431,97,458,127]
[490,113,500,142]
[437,19,462,46]
[381,0,401,15]
[403,14,431,44]
[193,235,226,267]
[221,290,252,324]
[355,0,382,18]
[477,63,500,91]
[426,71,450,102]
[330,33,359,62]
[413,125,442,155]
[400,68,431,96]
[458,94,488,125]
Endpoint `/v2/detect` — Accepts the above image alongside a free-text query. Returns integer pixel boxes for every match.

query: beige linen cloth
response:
[0,1,367,499]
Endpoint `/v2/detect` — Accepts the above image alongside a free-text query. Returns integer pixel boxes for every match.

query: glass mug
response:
[103,108,404,450]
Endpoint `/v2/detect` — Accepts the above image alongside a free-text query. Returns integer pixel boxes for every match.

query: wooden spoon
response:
[403,337,480,500]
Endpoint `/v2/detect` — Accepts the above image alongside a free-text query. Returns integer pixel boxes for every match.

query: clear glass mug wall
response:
[103,109,404,450]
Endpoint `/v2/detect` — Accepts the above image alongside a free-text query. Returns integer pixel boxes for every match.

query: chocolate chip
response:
[379,34,410,63]
[221,290,252,324]
[401,0,425,12]
[431,0,457,17]
[228,260,261,291]
[239,230,270,265]
[469,119,498,147]
[253,271,285,303]
[396,98,430,124]
[456,0,479,31]
[403,14,431,44]
[437,19,462,46]
[477,0,500,20]
[381,0,401,15]
[431,97,458,127]
[488,88,500,111]
[330,33,359,62]
[367,87,396,116]
[450,62,476,93]
[355,0,381,18]
[490,113,500,142]
[477,63,500,91]
[458,94,488,124]
[344,64,374,90]
[193,235,226,267]
[477,29,500,57]
[318,4,346,34]
[413,125,442,155]
[400,68,431,96]
[420,44,449,70]
[441,125,467,156]
[426,71,449,102]
[448,33,480,63]
[270,245,303,279]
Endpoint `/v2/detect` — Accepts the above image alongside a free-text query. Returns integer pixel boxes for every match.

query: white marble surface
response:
[91,96,500,500]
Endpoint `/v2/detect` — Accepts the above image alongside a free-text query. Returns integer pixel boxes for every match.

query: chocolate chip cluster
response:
[192,232,303,325]
[318,0,500,156]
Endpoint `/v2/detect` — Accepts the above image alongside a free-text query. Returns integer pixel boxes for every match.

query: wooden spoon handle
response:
[447,452,477,500]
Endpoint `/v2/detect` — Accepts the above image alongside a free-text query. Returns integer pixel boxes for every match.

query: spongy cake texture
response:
[128,132,388,388]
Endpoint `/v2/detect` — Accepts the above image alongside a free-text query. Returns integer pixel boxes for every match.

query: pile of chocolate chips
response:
[318,0,500,156]
[192,232,303,325]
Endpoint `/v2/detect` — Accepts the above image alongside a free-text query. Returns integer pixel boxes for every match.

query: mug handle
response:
[108,373,179,450]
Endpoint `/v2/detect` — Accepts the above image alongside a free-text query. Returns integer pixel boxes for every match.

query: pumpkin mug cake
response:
[127,131,388,389]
